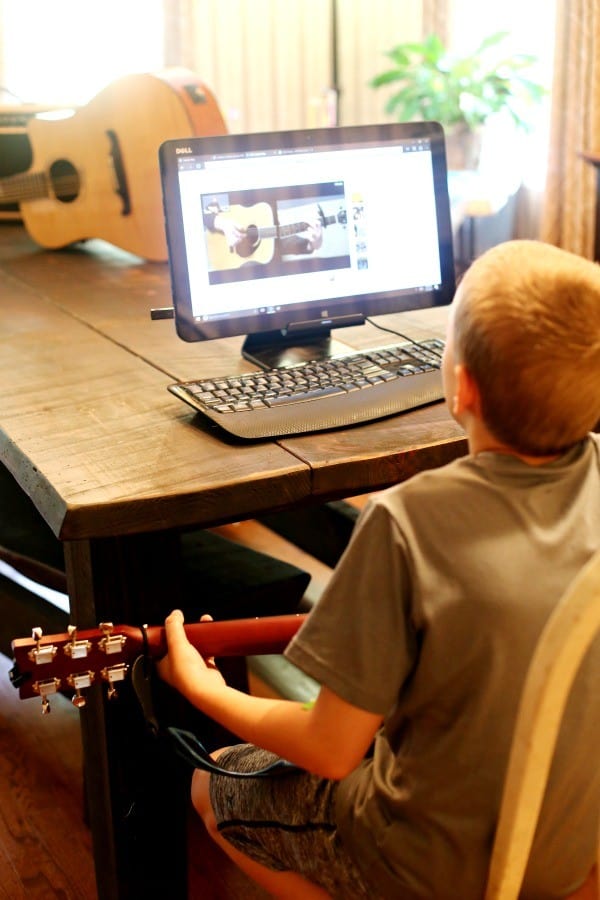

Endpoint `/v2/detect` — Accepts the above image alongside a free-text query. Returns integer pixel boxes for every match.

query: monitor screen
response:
[159,121,454,367]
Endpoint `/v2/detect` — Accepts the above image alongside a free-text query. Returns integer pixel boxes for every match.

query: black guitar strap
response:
[131,654,300,779]
[166,725,301,778]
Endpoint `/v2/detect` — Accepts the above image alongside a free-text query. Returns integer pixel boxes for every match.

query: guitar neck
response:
[256,215,336,240]
[144,614,306,659]
[255,221,309,240]
[0,171,51,204]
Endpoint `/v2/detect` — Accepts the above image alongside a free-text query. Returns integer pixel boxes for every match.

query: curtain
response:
[162,0,424,133]
[540,1,600,258]
[422,0,449,42]
[163,0,196,69]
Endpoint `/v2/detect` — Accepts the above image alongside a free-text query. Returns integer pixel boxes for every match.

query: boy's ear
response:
[452,363,482,419]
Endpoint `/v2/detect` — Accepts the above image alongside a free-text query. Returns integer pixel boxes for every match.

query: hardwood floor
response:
[0,514,351,899]
[0,643,273,899]
[0,648,95,899]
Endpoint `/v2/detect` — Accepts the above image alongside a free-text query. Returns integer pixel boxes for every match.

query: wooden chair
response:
[485,548,600,900]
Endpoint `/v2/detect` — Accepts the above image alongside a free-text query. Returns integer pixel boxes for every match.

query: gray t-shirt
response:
[286,434,600,899]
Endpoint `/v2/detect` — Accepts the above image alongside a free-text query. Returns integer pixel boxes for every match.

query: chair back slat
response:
[485,549,600,900]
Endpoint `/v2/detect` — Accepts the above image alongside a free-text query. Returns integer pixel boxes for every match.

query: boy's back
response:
[287,433,600,897]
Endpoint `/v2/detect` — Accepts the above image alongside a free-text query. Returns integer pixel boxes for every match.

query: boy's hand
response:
[156,609,226,702]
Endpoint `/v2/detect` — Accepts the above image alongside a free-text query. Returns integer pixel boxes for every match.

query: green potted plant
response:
[369,32,546,169]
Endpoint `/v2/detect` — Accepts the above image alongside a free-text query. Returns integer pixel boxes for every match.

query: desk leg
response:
[65,532,189,900]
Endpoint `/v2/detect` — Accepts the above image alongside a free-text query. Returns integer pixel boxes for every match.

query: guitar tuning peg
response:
[64,624,91,659]
[32,676,61,713]
[98,622,127,656]
[101,663,129,700]
[67,671,94,708]
[28,626,57,665]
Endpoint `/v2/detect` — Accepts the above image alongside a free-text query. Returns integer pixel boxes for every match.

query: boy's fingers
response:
[164,609,187,648]
[165,608,184,626]
[163,610,216,667]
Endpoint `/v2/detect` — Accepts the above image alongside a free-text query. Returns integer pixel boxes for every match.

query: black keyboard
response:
[168,338,445,439]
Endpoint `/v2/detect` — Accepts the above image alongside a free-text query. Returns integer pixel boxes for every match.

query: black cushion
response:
[179,529,310,620]
[0,461,65,572]
[259,500,359,568]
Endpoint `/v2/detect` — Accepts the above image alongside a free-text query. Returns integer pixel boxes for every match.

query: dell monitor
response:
[159,120,454,370]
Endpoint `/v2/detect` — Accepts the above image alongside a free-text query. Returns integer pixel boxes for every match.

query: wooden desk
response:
[0,224,467,898]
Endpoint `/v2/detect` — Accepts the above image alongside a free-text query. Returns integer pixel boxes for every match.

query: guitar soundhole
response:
[238,224,260,258]
[49,159,80,203]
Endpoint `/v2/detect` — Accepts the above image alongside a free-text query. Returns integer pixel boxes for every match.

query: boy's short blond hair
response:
[453,240,600,455]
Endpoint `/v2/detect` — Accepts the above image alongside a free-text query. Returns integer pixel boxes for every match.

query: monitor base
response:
[241,316,365,370]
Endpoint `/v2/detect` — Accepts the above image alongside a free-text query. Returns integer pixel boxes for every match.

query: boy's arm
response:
[158,609,382,780]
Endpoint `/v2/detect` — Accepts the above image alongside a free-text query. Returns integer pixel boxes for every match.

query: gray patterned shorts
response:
[209,744,373,899]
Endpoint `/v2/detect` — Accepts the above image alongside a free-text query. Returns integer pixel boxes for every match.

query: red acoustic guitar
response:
[0,68,227,261]
[10,614,306,713]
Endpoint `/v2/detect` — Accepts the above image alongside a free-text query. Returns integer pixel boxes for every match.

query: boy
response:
[158,240,600,899]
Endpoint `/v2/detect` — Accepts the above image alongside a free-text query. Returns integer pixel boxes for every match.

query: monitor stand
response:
[241,314,365,370]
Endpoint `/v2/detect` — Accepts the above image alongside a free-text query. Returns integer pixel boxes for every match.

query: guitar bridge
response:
[106,129,131,215]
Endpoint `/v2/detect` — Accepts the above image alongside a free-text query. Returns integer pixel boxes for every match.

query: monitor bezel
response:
[159,121,455,345]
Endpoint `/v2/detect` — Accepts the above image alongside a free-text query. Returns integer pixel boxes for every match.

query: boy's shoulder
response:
[362,453,480,530]
[375,434,600,515]
[377,451,478,503]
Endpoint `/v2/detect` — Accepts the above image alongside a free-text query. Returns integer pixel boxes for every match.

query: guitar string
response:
[1,173,80,202]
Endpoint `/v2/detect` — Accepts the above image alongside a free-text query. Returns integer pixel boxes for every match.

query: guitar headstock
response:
[10,623,142,713]
[316,204,347,228]
[9,613,307,714]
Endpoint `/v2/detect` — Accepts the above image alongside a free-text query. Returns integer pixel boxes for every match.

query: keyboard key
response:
[265,385,347,407]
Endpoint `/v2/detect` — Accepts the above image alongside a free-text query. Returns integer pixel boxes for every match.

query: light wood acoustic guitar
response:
[0,68,227,261]
[9,613,306,713]
[206,202,348,270]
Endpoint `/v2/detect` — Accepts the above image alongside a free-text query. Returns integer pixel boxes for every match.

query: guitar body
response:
[205,202,277,270]
[15,69,227,261]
